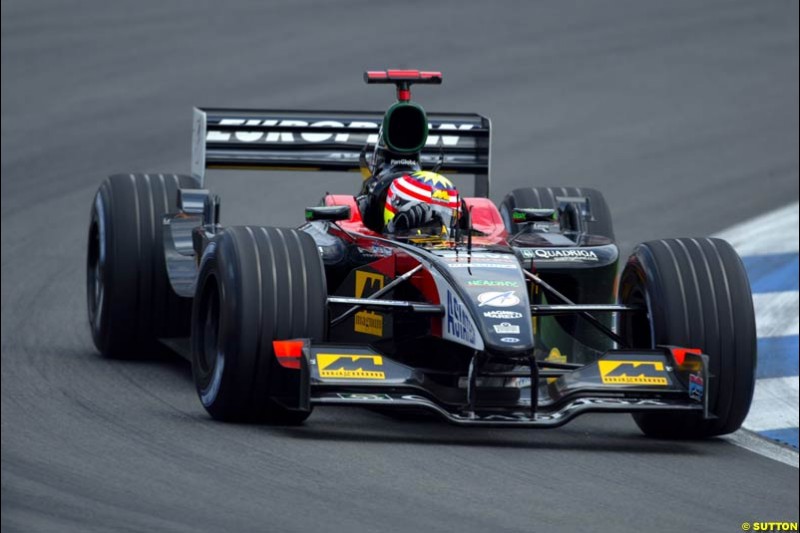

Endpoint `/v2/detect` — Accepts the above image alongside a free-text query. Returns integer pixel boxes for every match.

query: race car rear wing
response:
[191,107,492,197]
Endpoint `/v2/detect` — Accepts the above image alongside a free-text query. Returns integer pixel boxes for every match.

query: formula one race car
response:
[86,70,756,438]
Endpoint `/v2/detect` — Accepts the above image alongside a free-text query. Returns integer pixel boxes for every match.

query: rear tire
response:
[191,226,327,424]
[87,173,197,358]
[499,186,614,239]
[618,238,756,438]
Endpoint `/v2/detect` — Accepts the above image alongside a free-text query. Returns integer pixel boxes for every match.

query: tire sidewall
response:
[190,227,326,423]
[191,239,241,417]
[87,182,117,354]
[86,174,198,358]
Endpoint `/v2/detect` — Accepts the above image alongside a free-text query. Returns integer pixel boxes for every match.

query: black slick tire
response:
[191,226,327,424]
[618,237,757,438]
[87,173,197,358]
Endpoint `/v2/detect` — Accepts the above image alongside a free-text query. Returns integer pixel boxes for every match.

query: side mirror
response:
[512,208,557,223]
[305,205,351,222]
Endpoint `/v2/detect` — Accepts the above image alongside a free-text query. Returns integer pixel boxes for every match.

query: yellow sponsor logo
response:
[354,310,383,336]
[355,271,384,298]
[354,271,385,336]
[317,354,385,379]
[598,360,669,386]
[431,188,450,202]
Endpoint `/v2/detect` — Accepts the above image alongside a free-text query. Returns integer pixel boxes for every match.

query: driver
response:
[358,160,460,236]
[383,170,460,235]
[356,96,460,235]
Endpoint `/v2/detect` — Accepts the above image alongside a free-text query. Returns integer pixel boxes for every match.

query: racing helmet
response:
[384,170,460,233]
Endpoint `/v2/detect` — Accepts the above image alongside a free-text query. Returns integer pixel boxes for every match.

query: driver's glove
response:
[389,203,438,233]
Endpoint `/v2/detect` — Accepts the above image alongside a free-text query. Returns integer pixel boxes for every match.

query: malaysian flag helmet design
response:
[384,170,460,232]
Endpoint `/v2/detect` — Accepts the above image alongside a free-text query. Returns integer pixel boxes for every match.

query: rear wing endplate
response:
[191,107,492,197]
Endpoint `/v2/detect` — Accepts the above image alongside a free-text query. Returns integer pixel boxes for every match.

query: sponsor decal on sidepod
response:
[354,271,384,336]
[354,312,383,336]
[521,248,599,261]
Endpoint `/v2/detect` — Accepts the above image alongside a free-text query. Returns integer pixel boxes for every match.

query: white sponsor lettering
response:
[370,244,393,257]
[301,120,345,143]
[445,289,479,348]
[477,291,521,308]
[267,119,305,142]
[206,118,243,141]
[521,248,599,261]
[500,337,520,343]
[348,121,380,144]
[483,310,523,319]
[493,322,520,334]
[448,263,518,269]
[206,119,470,146]
[437,252,517,261]
[428,124,475,146]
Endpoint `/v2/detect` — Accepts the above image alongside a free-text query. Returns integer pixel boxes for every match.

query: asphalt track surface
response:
[2,1,799,531]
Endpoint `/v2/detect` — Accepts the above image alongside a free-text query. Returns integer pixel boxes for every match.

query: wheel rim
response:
[87,209,106,333]
[197,277,225,407]
[620,282,654,349]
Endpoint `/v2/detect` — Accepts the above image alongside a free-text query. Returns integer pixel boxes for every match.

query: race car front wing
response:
[272,341,711,428]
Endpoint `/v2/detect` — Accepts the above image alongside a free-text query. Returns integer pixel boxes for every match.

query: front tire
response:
[191,226,327,424]
[619,238,756,438]
[87,173,197,358]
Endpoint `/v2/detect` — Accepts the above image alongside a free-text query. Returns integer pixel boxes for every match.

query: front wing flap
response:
[291,343,710,428]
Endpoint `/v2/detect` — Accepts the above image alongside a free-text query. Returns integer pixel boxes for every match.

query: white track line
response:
[725,430,799,468]
[746,376,800,433]
[715,201,799,467]
[753,292,800,338]
[715,202,799,256]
